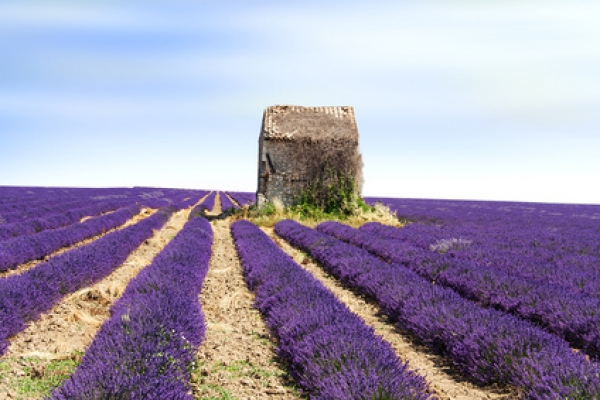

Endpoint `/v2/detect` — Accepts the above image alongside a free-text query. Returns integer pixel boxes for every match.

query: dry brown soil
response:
[210,191,221,215]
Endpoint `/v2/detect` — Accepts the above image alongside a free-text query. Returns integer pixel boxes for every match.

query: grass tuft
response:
[0,352,82,399]
[232,199,403,228]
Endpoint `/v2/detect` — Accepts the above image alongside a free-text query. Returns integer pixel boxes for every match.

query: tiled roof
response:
[261,105,358,141]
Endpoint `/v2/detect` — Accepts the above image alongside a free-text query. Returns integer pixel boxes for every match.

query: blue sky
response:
[1,1,599,204]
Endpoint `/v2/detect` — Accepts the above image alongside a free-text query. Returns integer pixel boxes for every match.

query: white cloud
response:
[5,1,599,123]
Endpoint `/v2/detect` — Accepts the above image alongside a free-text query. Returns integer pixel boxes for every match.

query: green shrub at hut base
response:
[292,175,366,219]
[294,174,360,217]
[235,179,400,229]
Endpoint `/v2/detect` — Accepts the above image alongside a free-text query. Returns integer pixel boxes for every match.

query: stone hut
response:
[256,105,362,207]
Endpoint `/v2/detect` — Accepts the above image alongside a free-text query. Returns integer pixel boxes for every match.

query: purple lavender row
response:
[231,220,433,400]
[0,187,96,213]
[200,191,216,211]
[0,186,133,204]
[0,198,110,224]
[0,187,209,221]
[361,221,600,300]
[0,187,205,217]
[275,219,600,399]
[139,198,174,209]
[50,213,212,399]
[239,192,255,205]
[1,192,132,222]
[319,221,600,360]
[172,192,209,210]
[222,192,238,207]
[365,197,600,224]
[370,197,600,255]
[0,196,81,215]
[150,191,208,212]
[219,192,236,211]
[226,191,254,206]
[135,189,189,209]
[365,198,600,269]
[0,205,142,272]
[0,188,147,222]
[361,217,600,279]
[0,207,173,357]
[364,198,600,298]
[0,199,132,242]
[140,189,210,209]
[0,189,56,208]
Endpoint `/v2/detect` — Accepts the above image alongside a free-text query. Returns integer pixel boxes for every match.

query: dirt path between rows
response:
[192,220,301,399]
[0,208,154,279]
[262,227,519,400]
[0,205,200,399]
[210,191,222,215]
[224,192,241,207]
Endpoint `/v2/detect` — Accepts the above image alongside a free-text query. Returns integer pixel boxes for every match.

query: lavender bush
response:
[231,220,433,400]
[0,208,173,357]
[172,192,209,210]
[0,199,102,224]
[318,221,600,360]
[0,199,132,242]
[219,193,236,211]
[200,191,216,211]
[363,198,600,297]
[0,187,208,226]
[227,191,254,207]
[50,213,212,399]
[276,219,600,399]
[0,205,141,272]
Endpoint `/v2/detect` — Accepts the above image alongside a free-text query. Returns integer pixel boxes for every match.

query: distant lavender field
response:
[363,197,600,285]
[361,197,600,358]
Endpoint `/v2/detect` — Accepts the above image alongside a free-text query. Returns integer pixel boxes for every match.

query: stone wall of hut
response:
[257,137,362,207]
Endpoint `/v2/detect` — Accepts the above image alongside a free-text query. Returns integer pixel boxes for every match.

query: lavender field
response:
[1,187,599,399]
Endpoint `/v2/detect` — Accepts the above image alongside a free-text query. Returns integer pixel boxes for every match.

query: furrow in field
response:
[225,192,241,207]
[211,191,222,215]
[262,226,518,400]
[0,206,197,399]
[219,192,235,211]
[192,220,300,399]
[0,208,155,280]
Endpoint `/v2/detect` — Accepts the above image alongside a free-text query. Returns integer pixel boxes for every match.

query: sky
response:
[1,0,599,204]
